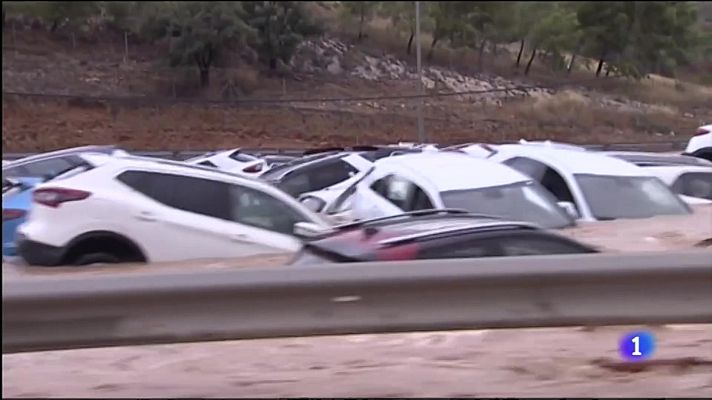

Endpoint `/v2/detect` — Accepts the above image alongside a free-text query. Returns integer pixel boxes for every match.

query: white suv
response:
[684,124,712,162]
[16,155,330,266]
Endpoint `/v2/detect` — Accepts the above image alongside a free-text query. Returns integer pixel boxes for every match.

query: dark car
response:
[290,209,598,265]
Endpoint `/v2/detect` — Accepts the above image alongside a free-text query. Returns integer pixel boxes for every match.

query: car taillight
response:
[33,188,91,208]
[694,128,709,136]
[243,163,263,173]
[3,209,26,221]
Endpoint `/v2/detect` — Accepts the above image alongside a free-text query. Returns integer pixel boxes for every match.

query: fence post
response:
[123,31,129,64]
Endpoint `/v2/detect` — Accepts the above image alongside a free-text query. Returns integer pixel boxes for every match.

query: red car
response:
[290,209,598,265]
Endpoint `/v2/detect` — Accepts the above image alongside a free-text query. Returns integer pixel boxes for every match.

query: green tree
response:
[340,1,379,41]
[378,1,433,55]
[243,1,322,70]
[427,1,471,60]
[5,1,100,32]
[139,1,255,87]
[577,1,701,78]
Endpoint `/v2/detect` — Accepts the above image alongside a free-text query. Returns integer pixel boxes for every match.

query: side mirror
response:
[293,222,330,238]
[557,201,580,220]
[300,196,326,213]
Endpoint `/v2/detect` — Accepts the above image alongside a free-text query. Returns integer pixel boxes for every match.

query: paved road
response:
[3,325,711,397]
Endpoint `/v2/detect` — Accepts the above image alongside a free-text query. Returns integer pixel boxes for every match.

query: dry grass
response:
[500,89,699,138]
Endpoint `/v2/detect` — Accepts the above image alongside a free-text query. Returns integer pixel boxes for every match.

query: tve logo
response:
[619,330,656,361]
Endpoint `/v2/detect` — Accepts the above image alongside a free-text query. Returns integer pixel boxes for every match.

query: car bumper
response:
[16,234,66,266]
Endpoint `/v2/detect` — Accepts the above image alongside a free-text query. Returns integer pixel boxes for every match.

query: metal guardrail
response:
[3,251,712,354]
[0,140,691,161]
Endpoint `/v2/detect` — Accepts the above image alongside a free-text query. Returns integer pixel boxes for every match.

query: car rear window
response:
[671,172,712,200]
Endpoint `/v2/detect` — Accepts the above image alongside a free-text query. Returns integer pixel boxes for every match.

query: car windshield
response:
[440,181,573,229]
[575,174,690,220]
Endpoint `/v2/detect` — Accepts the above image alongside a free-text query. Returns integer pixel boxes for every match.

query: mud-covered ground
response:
[3,325,712,398]
[3,207,711,398]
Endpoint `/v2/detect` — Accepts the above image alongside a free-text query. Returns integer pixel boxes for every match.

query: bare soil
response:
[2,30,710,152]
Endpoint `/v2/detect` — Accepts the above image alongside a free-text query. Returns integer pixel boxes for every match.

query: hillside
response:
[2,24,711,152]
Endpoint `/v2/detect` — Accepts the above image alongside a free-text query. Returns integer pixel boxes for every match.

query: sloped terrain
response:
[2,30,711,152]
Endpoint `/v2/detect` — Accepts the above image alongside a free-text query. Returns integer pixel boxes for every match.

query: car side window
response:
[308,159,358,190]
[2,166,29,178]
[418,237,503,259]
[540,167,576,204]
[505,157,576,204]
[671,172,712,200]
[279,171,312,197]
[19,156,83,179]
[499,233,591,256]
[230,186,308,235]
[504,157,547,181]
[116,170,231,220]
[370,175,434,211]
[228,151,257,163]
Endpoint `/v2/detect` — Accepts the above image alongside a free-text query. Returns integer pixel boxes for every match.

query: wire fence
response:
[2,75,620,106]
[1,140,692,161]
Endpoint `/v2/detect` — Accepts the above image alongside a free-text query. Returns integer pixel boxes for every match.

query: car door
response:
[228,184,310,252]
[352,174,410,220]
[503,157,582,216]
[116,170,278,262]
[352,174,436,220]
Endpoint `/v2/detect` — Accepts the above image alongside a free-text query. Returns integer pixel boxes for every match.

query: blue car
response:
[3,177,42,257]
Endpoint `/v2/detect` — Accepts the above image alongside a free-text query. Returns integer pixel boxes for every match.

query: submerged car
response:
[290,210,598,265]
[3,177,43,257]
[16,154,330,266]
[482,144,692,221]
[184,148,271,175]
[344,152,576,229]
[2,145,128,179]
[260,146,421,199]
[684,124,712,161]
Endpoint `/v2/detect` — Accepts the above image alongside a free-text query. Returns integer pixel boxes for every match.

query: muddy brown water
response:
[3,207,712,397]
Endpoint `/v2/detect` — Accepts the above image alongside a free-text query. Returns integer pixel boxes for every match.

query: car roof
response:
[83,153,259,182]
[305,212,540,260]
[494,145,648,176]
[641,165,712,180]
[602,151,712,167]
[374,152,530,191]
[261,146,421,181]
[3,145,120,168]
[260,151,348,180]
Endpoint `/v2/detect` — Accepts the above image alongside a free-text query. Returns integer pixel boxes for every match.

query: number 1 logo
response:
[619,331,655,361]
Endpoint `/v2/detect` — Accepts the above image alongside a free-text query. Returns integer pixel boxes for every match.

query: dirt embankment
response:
[3,32,710,152]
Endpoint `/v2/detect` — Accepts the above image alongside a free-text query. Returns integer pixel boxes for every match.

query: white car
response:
[16,155,330,266]
[639,166,712,202]
[185,149,270,175]
[261,147,422,199]
[684,124,712,161]
[2,145,129,179]
[603,151,712,202]
[483,144,692,221]
[341,152,576,229]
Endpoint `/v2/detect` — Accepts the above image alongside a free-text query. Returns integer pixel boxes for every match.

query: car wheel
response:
[72,252,121,266]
